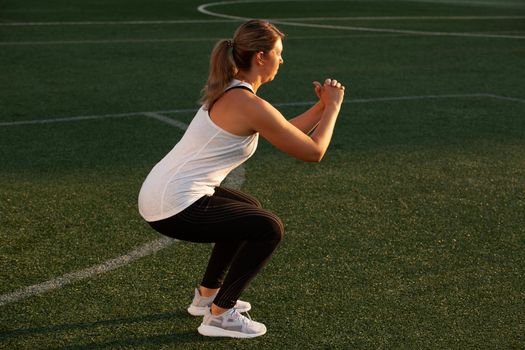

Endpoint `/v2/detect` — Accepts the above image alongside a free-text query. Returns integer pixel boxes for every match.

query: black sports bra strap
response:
[224,85,254,94]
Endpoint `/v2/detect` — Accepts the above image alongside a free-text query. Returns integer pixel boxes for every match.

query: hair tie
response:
[226,40,234,48]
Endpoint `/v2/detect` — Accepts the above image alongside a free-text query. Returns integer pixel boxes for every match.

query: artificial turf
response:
[1,0,524,348]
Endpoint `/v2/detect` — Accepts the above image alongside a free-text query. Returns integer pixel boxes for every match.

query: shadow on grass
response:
[0,310,223,348]
[56,333,225,350]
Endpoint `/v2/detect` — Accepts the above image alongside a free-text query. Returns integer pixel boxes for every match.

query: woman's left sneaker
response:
[187,288,251,316]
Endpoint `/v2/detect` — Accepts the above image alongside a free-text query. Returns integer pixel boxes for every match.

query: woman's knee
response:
[240,193,263,208]
[251,197,263,208]
[259,214,284,243]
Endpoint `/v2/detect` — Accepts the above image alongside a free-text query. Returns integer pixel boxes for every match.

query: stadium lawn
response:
[1,0,524,349]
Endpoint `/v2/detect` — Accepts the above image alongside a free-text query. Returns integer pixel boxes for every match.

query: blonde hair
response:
[200,19,285,109]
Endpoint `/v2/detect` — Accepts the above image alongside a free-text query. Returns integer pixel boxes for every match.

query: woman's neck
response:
[234,72,262,93]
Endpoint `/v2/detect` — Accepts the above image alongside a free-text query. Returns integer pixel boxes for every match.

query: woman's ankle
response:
[199,286,219,298]
[211,303,229,316]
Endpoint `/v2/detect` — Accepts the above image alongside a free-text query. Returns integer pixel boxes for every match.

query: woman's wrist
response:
[323,101,341,113]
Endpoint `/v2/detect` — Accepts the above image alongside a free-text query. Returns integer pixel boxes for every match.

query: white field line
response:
[199,0,525,9]
[197,0,525,40]
[274,16,525,21]
[400,0,525,7]
[0,111,246,307]
[143,112,189,130]
[349,93,524,104]
[0,108,196,127]
[2,1,523,307]
[0,237,176,307]
[482,93,525,104]
[2,15,524,26]
[0,92,523,305]
[0,19,237,26]
[2,93,523,128]
[0,33,411,46]
[270,20,525,39]
[0,37,224,46]
[272,93,523,107]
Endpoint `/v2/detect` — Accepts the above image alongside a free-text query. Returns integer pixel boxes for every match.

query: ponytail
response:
[200,20,285,110]
[200,39,237,110]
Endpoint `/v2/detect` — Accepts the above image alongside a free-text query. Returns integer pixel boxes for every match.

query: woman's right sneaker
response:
[197,307,267,338]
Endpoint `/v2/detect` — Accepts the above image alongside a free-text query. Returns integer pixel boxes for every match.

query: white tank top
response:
[138,80,259,222]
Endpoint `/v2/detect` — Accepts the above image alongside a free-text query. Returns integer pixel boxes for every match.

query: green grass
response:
[1,0,524,349]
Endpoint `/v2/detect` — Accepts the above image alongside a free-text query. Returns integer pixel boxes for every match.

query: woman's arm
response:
[245,79,345,162]
[288,101,323,135]
[288,82,324,134]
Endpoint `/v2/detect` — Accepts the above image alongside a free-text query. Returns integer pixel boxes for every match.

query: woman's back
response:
[138,80,259,222]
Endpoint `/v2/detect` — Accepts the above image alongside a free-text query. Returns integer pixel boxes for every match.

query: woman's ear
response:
[255,51,264,65]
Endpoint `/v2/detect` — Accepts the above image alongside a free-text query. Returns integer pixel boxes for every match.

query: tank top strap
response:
[225,79,255,94]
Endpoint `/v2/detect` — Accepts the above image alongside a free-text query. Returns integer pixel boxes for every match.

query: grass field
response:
[1,0,525,349]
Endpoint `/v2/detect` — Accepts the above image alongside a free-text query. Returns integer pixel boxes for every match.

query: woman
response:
[138,19,345,339]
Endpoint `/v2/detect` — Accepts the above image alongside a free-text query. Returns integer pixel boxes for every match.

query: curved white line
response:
[0,237,176,306]
[3,0,522,308]
[2,91,524,304]
[0,112,246,306]
[197,0,253,20]
[197,0,525,39]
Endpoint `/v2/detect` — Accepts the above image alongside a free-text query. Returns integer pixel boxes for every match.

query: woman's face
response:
[261,38,284,82]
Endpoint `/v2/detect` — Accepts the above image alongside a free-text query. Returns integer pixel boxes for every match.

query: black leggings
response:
[148,187,284,309]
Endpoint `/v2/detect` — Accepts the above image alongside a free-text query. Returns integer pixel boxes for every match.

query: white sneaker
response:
[187,288,251,316]
[198,307,267,338]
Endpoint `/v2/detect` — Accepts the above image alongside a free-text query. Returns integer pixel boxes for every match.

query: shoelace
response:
[228,308,253,325]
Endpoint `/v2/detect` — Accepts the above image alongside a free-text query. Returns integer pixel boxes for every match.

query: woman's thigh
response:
[148,192,283,243]
[213,186,262,208]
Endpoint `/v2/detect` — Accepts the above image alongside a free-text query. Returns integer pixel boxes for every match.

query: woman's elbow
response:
[304,148,325,163]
